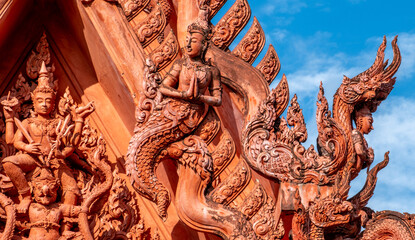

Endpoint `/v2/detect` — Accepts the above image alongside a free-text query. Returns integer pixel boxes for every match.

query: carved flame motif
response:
[149,30,179,71]
[26,33,51,80]
[256,45,281,84]
[232,17,265,64]
[134,6,167,48]
[211,0,251,49]
[208,160,250,205]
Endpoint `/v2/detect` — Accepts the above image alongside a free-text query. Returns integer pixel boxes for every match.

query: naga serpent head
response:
[337,36,401,113]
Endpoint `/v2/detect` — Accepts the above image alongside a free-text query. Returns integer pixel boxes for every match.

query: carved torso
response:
[23,118,60,156]
[28,203,62,240]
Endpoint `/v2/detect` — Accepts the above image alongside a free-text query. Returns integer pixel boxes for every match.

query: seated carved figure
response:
[352,106,375,172]
[1,62,94,215]
[126,18,222,219]
[26,168,85,240]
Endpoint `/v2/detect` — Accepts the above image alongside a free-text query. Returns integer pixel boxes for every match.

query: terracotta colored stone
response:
[0,0,409,240]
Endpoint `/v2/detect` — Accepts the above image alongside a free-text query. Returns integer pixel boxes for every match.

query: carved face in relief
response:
[185,32,206,58]
[33,92,54,116]
[32,177,59,205]
[360,115,373,134]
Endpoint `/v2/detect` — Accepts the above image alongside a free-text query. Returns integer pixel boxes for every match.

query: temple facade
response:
[0,0,412,239]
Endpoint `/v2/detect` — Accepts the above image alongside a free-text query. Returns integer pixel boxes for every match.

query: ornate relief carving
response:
[361,211,415,240]
[26,33,52,80]
[193,109,221,144]
[209,0,227,19]
[92,170,160,240]
[240,183,284,239]
[208,160,250,205]
[134,6,167,48]
[232,17,265,64]
[211,0,251,50]
[212,129,235,178]
[148,30,179,72]
[0,33,116,238]
[106,0,151,20]
[126,5,263,238]
[256,44,281,84]
[240,182,266,219]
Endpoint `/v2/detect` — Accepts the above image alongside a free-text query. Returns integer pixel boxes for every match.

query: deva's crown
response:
[187,2,212,40]
[33,61,57,96]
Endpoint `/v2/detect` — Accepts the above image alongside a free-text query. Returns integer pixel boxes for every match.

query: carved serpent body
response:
[79,138,113,240]
[0,192,15,240]
[126,98,206,219]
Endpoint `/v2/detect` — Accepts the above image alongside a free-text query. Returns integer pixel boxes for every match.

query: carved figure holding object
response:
[1,61,94,219]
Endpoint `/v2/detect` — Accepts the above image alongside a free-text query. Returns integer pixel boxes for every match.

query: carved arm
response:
[197,66,222,106]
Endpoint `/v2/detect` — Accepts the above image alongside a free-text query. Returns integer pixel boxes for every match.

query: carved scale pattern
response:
[211,0,251,50]
[232,17,265,64]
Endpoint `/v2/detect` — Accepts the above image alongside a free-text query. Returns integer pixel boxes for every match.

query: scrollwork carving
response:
[134,6,167,48]
[212,129,235,178]
[208,160,250,205]
[232,17,265,64]
[240,183,284,239]
[149,30,179,72]
[211,0,251,50]
[193,109,221,144]
[209,0,227,19]
[256,45,281,84]
[106,0,151,19]
[361,211,415,240]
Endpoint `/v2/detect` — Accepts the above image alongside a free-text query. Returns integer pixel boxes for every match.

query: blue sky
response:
[213,0,415,213]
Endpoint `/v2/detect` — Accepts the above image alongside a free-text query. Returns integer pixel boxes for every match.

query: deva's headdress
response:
[32,61,58,98]
[186,1,212,40]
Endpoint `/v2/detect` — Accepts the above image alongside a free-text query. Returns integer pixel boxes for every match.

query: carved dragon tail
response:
[79,137,113,240]
[0,192,15,240]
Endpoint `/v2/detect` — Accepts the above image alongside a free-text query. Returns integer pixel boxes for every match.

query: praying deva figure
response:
[1,62,94,214]
[126,18,222,219]
[352,105,375,172]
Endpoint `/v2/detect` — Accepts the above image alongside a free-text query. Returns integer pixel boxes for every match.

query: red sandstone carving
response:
[149,30,180,72]
[211,0,251,50]
[134,6,167,47]
[232,17,265,64]
[256,45,281,84]
[0,0,410,239]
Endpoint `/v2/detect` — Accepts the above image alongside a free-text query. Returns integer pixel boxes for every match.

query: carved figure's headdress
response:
[32,61,57,97]
[31,168,60,186]
[339,36,401,112]
[187,1,212,40]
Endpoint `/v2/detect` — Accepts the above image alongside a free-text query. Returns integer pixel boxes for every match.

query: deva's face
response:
[185,32,205,58]
[33,92,54,116]
[361,115,374,134]
[32,179,59,205]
